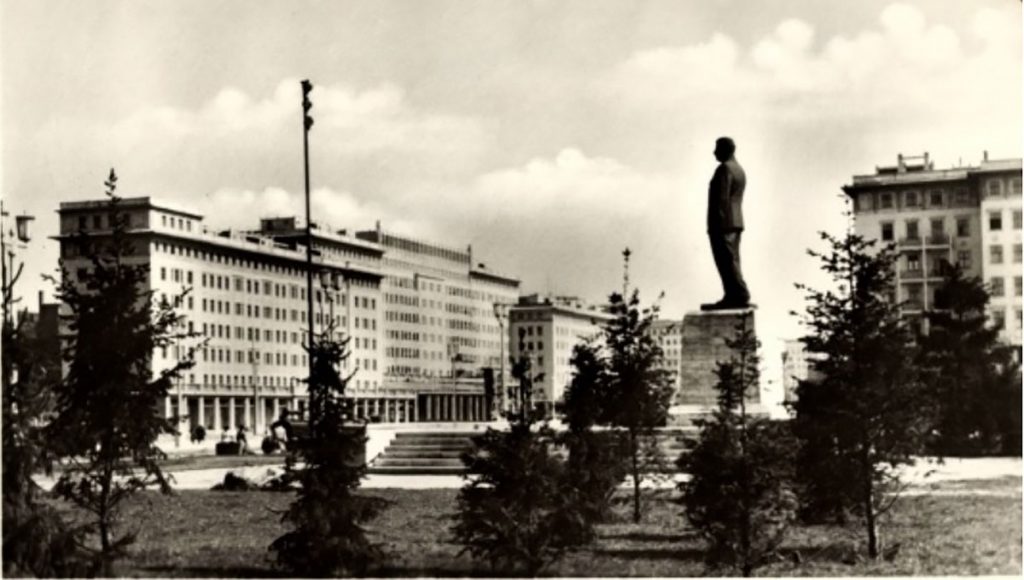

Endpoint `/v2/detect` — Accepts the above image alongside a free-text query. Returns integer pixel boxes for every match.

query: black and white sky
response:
[3,0,1021,395]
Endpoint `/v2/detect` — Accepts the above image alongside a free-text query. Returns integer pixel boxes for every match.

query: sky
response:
[2,0,1021,400]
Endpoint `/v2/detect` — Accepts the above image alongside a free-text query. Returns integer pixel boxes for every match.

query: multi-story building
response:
[976,158,1024,346]
[55,198,520,441]
[780,339,824,405]
[507,294,611,413]
[652,319,684,394]
[844,152,1022,346]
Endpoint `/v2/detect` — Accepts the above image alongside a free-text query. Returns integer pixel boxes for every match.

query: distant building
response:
[844,152,1022,348]
[652,319,683,394]
[508,294,611,412]
[780,339,824,405]
[54,198,520,439]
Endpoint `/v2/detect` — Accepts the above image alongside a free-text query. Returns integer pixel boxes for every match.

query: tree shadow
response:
[591,546,706,562]
[600,530,697,543]
[140,565,287,578]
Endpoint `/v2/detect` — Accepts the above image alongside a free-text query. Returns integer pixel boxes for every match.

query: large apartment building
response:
[844,153,1022,347]
[55,197,520,439]
[507,295,611,412]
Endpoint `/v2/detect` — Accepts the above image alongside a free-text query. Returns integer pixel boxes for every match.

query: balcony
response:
[925,233,951,247]
[898,236,923,249]
[900,269,924,280]
[902,300,924,312]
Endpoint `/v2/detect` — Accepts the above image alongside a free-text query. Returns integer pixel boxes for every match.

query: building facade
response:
[507,295,610,411]
[844,153,1022,347]
[652,318,684,394]
[55,198,520,440]
[780,339,825,405]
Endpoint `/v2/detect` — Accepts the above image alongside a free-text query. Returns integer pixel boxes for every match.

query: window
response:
[954,188,971,205]
[992,309,1005,330]
[987,180,1003,198]
[929,190,944,207]
[905,220,919,240]
[991,277,1005,297]
[881,222,894,241]
[989,211,1003,231]
[929,218,944,238]
[1012,178,1022,195]
[956,217,970,237]
[907,254,921,271]
[161,215,167,227]
[1016,277,1023,297]
[879,192,894,209]
[904,191,920,208]
[1015,244,1022,264]
[160,267,166,281]
[957,250,971,269]
[856,194,873,211]
[1014,210,1022,230]
[991,245,1004,264]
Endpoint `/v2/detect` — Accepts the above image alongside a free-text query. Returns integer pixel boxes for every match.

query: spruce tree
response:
[682,314,796,576]
[602,289,675,523]
[270,325,382,577]
[3,313,90,576]
[792,230,929,559]
[48,170,196,576]
[454,328,587,575]
[560,338,628,526]
[920,265,1021,456]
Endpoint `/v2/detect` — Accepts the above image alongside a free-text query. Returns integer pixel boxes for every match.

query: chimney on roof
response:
[983,150,989,163]
[897,153,906,173]
[924,151,931,169]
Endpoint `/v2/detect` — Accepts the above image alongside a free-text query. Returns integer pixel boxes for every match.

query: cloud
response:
[34,79,489,200]
[608,3,1017,125]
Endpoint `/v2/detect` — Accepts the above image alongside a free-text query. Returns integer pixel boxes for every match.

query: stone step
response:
[366,465,467,475]
[393,431,479,439]
[387,439,474,448]
[381,449,465,459]
[374,457,465,467]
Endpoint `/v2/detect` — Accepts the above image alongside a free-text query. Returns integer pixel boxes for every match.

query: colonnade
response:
[418,393,488,422]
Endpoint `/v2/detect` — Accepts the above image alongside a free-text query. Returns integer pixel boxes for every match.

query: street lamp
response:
[1,201,35,325]
[492,302,510,418]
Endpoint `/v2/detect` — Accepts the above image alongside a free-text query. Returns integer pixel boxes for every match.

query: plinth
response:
[676,307,759,407]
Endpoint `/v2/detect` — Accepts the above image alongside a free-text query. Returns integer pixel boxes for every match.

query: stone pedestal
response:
[676,308,759,407]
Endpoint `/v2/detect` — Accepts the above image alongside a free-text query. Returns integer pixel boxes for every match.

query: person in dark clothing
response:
[236,425,249,454]
[702,136,751,311]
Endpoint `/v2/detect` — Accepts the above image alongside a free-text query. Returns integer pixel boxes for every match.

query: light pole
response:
[1,200,34,326]
[300,79,317,430]
[492,302,510,418]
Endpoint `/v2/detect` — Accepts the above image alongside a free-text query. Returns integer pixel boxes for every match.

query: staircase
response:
[367,427,700,476]
[368,431,476,475]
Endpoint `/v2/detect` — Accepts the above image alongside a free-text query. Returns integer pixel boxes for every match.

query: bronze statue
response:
[701,137,751,311]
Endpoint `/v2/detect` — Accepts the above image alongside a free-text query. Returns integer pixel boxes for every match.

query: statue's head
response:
[714,137,736,162]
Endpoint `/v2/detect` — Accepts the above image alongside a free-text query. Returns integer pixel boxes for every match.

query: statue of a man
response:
[701,137,751,311]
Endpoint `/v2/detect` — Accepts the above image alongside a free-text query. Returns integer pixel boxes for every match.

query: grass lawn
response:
[54,477,1021,578]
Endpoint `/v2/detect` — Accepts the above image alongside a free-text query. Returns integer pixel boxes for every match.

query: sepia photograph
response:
[1,0,1021,576]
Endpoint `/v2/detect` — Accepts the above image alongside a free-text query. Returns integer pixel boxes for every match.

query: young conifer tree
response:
[270,321,383,577]
[49,170,197,576]
[602,289,675,523]
[3,313,90,576]
[792,230,928,559]
[920,265,1021,456]
[454,328,586,575]
[682,314,796,577]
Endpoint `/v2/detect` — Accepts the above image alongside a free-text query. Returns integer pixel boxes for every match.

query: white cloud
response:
[608,2,1017,125]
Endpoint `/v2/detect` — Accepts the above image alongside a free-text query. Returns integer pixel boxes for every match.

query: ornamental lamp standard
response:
[15,214,34,243]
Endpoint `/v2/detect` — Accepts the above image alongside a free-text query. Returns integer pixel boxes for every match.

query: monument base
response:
[676,307,760,409]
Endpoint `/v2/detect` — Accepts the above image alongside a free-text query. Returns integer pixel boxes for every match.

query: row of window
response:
[160,213,195,232]
[989,244,1024,265]
[153,241,379,288]
[858,179,1023,213]
[989,276,1024,298]
[880,210,1023,241]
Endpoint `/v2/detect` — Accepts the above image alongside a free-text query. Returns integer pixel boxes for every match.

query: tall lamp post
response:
[492,302,510,418]
[300,79,316,429]
[1,200,35,326]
